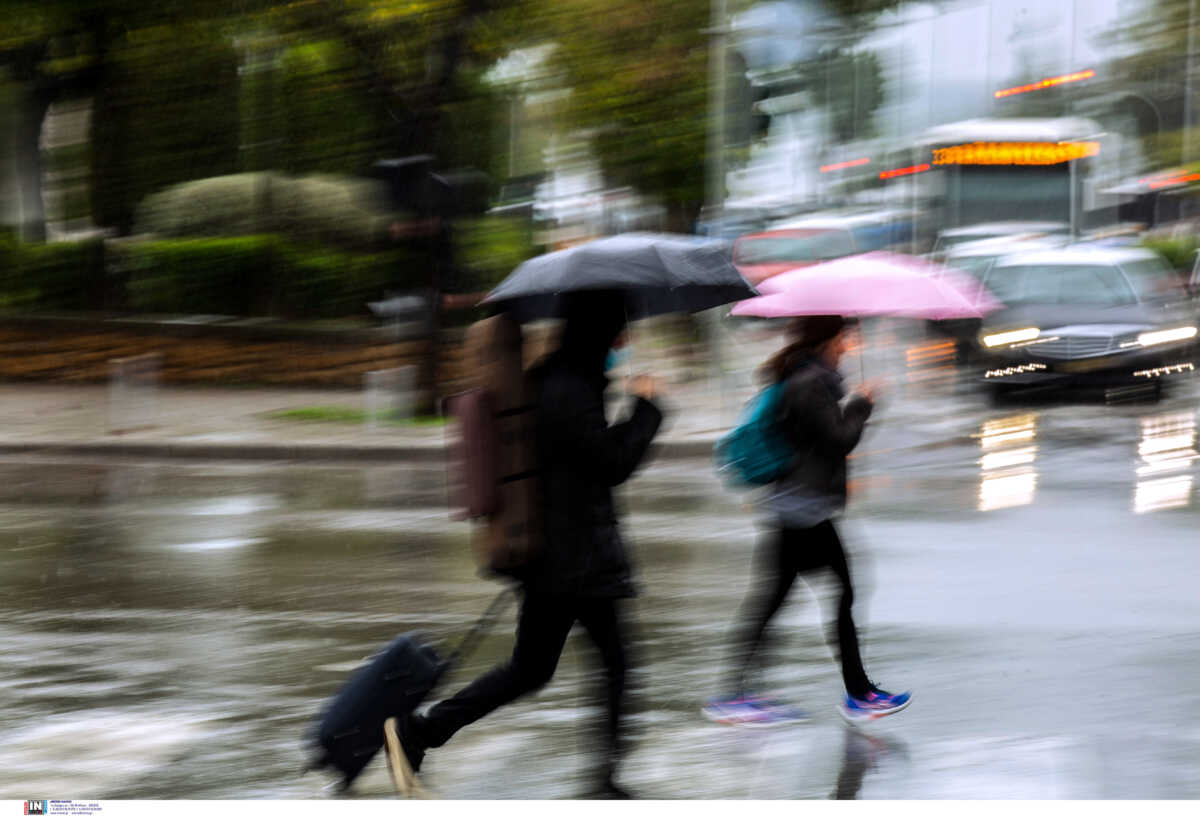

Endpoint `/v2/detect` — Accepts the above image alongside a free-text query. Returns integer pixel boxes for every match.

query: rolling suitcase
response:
[306,589,513,794]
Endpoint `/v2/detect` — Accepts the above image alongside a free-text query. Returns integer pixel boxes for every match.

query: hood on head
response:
[558,289,628,371]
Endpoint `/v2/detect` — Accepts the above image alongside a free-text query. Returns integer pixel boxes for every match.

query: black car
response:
[975,247,1198,398]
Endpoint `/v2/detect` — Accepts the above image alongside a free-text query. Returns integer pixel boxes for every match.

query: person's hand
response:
[855,379,884,404]
[629,374,665,402]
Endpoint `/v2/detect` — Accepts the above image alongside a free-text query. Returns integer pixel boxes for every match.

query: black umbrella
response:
[483,232,758,321]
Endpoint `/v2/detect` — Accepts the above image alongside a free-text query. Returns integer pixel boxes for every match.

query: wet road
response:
[3,372,1200,799]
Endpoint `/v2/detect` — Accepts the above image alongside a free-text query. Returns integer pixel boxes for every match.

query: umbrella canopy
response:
[484,232,758,321]
[732,251,1000,320]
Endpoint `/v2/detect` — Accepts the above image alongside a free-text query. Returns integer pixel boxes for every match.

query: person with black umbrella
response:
[392,290,665,798]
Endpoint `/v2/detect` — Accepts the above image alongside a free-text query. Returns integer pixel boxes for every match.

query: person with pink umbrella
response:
[702,253,997,725]
[703,314,911,726]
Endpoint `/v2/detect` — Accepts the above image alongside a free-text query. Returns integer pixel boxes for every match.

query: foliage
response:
[277,38,392,175]
[1142,236,1199,272]
[265,406,448,425]
[113,234,417,318]
[0,231,422,317]
[0,233,106,310]
[546,0,711,227]
[1095,0,1195,165]
[808,49,885,144]
[455,213,540,291]
[90,23,241,234]
[134,172,397,248]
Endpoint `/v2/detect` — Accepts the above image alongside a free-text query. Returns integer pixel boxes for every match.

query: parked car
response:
[941,234,1070,289]
[974,247,1197,398]
[732,211,912,285]
[931,221,1070,262]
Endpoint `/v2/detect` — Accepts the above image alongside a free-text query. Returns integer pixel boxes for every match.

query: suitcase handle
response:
[444,587,517,668]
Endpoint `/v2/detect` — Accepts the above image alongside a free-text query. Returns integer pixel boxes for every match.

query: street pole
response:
[705,0,729,422]
[1185,0,1198,167]
[706,0,728,221]
[1180,0,1190,223]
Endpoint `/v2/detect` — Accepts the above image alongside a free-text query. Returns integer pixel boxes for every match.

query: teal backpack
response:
[713,380,794,487]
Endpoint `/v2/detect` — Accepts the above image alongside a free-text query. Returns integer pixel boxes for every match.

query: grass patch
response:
[265,406,448,426]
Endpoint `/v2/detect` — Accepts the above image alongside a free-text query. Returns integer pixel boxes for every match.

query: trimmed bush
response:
[119,235,279,315]
[0,235,107,311]
[112,235,424,318]
[134,173,396,249]
[1142,236,1199,272]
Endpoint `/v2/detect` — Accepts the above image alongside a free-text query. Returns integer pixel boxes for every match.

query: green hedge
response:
[1142,237,1199,272]
[0,235,107,311]
[117,236,423,318]
[134,173,395,249]
[0,235,427,318]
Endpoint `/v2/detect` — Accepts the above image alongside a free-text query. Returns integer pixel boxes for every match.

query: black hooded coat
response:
[518,292,664,598]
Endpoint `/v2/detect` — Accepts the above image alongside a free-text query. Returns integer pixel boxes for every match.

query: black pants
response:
[729,519,872,698]
[418,590,628,773]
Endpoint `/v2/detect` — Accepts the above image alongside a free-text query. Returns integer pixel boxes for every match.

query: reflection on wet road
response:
[4,371,1200,799]
[1134,411,1198,514]
[977,414,1038,512]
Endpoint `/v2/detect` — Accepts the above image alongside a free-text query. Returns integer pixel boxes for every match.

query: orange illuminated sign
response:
[820,157,871,173]
[995,69,1095,98]
[1140,170,1200,190]
[932,141,1099,166]
[879,163,930,180]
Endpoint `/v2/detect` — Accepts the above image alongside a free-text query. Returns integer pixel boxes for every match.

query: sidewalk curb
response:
[0,442,447,462]
[0,438,722,463]
[0,434,970,463]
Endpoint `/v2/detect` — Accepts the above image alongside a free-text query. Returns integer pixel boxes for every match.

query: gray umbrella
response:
[483,232,758,321]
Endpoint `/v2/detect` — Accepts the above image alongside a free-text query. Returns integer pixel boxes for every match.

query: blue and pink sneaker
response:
[701,695,809,726]
[839,688,912,723]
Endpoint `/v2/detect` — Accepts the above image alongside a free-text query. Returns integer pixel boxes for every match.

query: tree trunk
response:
[14,90,51,242]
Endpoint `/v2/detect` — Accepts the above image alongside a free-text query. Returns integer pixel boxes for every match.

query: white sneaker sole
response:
[838,696,912,725]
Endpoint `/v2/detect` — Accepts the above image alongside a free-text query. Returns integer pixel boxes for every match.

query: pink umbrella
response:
[733,251,1000,319]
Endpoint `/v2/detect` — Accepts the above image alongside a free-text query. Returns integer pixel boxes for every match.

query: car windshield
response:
[940,232,1002,249]
[734,230,855,264]
[945,254,996,281]
[985,263,1139,306]
[1119,257,1187,303]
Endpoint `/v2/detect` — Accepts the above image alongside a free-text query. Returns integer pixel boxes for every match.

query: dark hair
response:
[759,315,849,383]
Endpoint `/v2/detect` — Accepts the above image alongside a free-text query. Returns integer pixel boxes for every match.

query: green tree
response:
[90,23,241,234]
[543,0,901,230]
[1095,0,1196,167]
[808,49,885,144]
[0,1,109,241]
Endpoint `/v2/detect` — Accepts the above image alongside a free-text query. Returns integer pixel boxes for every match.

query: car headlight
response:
[981,327,1040,348]
[1138,326,1198,347]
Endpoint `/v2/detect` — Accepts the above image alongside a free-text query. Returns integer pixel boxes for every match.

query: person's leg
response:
[416,591,575,749]
[796,520,872,698]
[725,526,802,696]
[576,597,629,783]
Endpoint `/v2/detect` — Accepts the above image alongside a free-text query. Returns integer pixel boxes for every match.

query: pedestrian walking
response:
[704,315,910,726]
[392,290,666,798]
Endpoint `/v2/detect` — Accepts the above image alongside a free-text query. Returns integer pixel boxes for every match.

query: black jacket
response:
[520,355,663,598]
[773,356,872,506]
